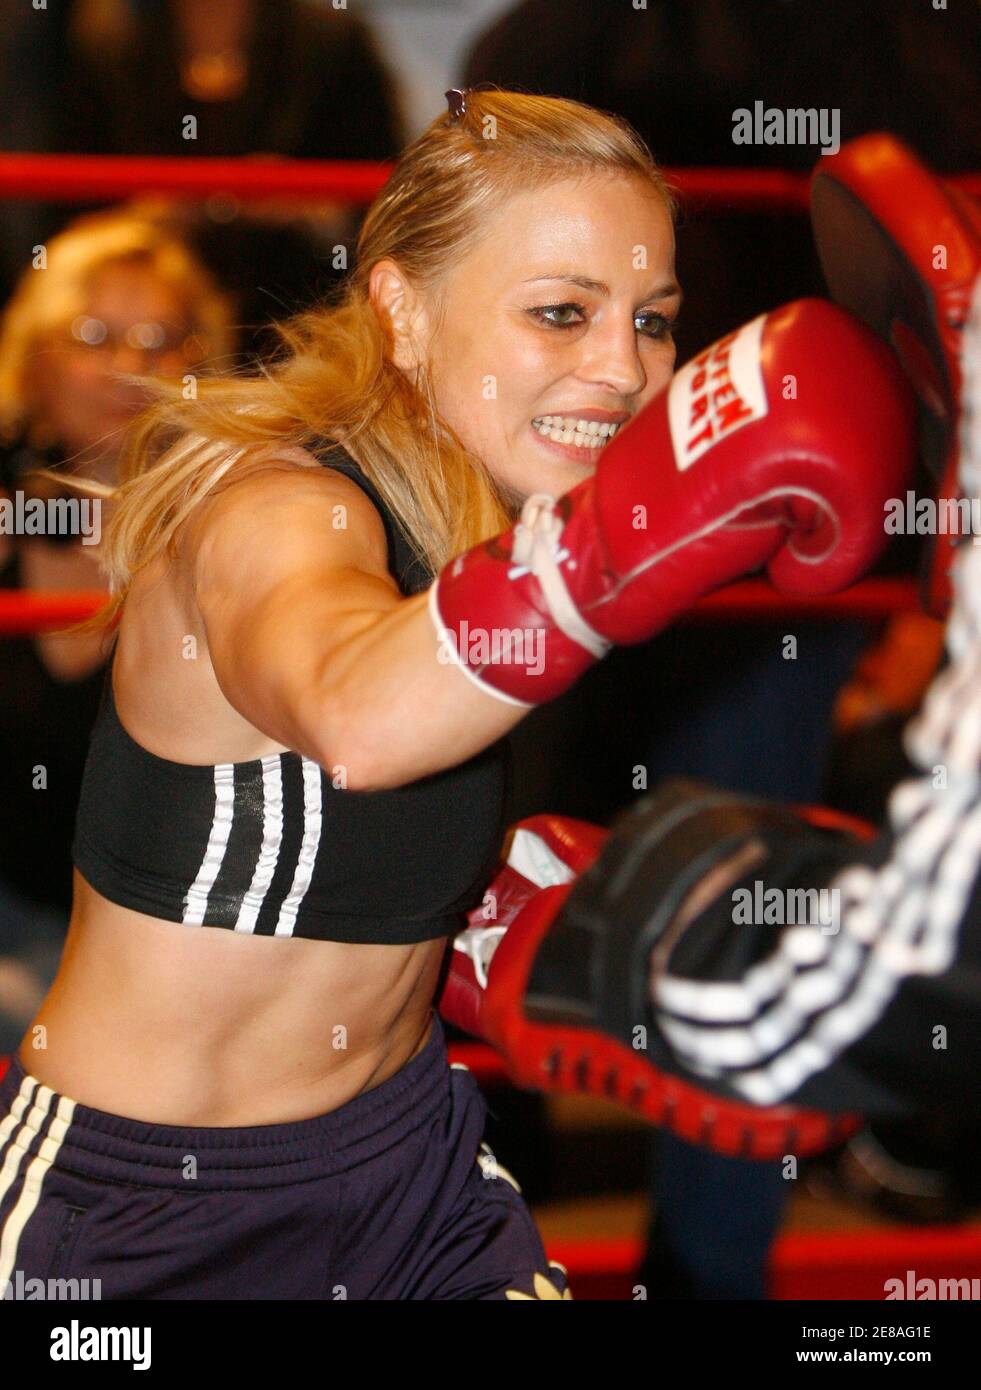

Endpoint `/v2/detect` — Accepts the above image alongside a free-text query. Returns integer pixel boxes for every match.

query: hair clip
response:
[445,89,468,121]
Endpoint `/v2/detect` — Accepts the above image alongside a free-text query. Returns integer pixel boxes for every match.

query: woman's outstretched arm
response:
[187,460,524,791]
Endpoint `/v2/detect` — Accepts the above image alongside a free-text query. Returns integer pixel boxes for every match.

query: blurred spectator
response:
[0,204,237,1050]
[0,0,406,355]
[62,0,402,162]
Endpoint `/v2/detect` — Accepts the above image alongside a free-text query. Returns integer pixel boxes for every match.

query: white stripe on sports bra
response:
[183,763,236,925]
[234,755,286,933]
[274,757,324,937]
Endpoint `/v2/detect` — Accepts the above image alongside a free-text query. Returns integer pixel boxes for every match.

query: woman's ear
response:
[368,259,429,373]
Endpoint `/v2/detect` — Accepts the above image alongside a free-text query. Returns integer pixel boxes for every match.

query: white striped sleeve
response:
[652,541,981,1107]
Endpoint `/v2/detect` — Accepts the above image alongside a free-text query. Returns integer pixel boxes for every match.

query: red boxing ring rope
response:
[0,589,109,635]
[1,151,978,212]
[0,579,920,636]
[0,152,935,632]
[0,152,389,207]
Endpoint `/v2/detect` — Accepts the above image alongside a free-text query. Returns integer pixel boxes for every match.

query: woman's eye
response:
[530,304,677,339]
[636,311,677,340]
[530,303,586,329]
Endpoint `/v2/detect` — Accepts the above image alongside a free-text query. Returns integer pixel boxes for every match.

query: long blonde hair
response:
[69,88,675,632]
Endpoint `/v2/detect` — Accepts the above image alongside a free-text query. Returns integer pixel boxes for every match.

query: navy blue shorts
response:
[0,1016,570,1300]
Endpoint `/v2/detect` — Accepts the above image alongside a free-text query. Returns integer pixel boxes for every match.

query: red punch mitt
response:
[439,807,863,1160]
[811,134,981,615]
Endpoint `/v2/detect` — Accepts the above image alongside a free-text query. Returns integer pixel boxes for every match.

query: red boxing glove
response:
[438,813,858,1159]
[429,298,916,705]
[438,814,606,1040]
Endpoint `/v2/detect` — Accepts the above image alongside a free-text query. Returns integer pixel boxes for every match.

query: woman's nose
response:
[577,322,648,396]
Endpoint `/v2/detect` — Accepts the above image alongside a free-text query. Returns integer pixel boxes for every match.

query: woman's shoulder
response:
[245,436,363,481]
[177,439,389,568]
[208,438,373,504]
[256,437,431,595]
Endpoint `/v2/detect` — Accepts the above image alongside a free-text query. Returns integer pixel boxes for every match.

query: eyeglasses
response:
[67,315,203,360]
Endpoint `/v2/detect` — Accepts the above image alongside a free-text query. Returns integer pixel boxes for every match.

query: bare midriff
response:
[18,872,446,1126]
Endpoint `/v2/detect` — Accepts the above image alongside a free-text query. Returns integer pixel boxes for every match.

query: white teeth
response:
[531,416,622,447]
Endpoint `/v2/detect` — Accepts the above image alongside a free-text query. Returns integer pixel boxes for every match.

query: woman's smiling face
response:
[373,171,681,506]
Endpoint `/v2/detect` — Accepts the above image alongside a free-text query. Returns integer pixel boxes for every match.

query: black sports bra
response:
[71,441,510,944]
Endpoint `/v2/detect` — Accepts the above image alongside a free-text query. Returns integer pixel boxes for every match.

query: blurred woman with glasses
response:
[0,204,237,1049]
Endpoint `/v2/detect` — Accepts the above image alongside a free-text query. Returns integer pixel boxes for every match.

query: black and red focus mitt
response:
[439,783,874,1159]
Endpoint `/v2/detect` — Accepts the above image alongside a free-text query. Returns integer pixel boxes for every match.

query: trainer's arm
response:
[188,462,525,790]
